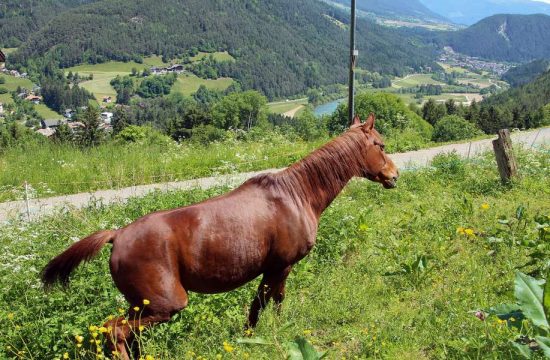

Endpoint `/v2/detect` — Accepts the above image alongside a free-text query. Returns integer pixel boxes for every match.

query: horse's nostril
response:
[392,176,398,182]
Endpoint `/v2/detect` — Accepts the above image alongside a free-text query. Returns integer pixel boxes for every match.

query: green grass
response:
[172,73,233,96]
[2,48,18,55]
[0,149,548,359]
[0,135,324,202]
[0,74,34,93]
[393,74,445,88]
[66,61,148,74]
[267,99,308,114]
[143,56,167,67]
[34,104,62,119]
[190,51,235,62]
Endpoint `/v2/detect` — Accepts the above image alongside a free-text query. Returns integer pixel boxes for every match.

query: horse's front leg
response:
[246,266,292,329]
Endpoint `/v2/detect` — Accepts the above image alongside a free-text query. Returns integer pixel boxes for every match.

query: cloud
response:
[531,0,550,4]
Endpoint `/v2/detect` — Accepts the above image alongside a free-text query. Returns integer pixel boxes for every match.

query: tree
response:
[433,115,482,142]
[212,91,268,130]
[112,107,131,134]
[422,98,447,126]
[292,108,325,141]
[77,106,103,147]
[53,122,73,143]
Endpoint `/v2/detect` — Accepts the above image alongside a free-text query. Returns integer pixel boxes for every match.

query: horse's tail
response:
[41,230,117,288]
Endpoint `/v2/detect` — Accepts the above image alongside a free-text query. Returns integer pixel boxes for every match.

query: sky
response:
[532,0,550,4]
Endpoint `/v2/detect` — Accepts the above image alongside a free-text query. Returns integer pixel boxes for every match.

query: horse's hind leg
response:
[247,266,292,328]
[105,281,189,359]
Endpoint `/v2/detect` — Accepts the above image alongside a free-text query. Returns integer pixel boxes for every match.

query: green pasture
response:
[0,148,548,359]
[267,98,308,114]
[393,74,445,88]
[190,51,235,62]
[172,74,233,96]
[35,104,62,119]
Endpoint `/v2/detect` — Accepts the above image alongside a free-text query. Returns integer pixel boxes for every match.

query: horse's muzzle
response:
[383,176,398,189]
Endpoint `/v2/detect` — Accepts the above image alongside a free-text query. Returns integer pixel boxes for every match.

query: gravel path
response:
[1,128,548,222]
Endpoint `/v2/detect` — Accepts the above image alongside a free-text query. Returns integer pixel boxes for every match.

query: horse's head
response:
[351,113,399,189]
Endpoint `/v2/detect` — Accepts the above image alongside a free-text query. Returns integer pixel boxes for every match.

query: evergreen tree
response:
[78,106,103,147]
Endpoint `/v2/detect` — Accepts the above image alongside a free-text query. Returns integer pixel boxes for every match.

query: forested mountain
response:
[479,69,550,131]
[6,0,438,99]
[420,0,550,25]
[327,0,448,22]
[0,0,100,47]
[439,14,550,62]
[502,59,550,87]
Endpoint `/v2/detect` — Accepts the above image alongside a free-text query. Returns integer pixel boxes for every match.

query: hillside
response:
[0,0,100,47]
[6,0,438,99]
[327,0,448,23]
[481,69,550,130]
[440,14,550,62]
[420,0,550,25]
[502,59,550,87]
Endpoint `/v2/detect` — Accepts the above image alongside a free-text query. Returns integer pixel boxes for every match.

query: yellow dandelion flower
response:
[118,308,125,314]
[143,299,150,305]
[244,328,253,336]
[464,228,475,236]
[303,329,312,335]
[89,325,98,332]
[139,325,145,332]
[92,332,98,338]
[99,326,108,333]
[216,355,222,360]
[75,335,84,343]
[63,353,69,359]
[145,356,154,360]
[456,227,465,234]
[7,313,14,320]
[359,223,369,232]
[223,341,234,353]
[243,352,250,359]
[133,306,140,312]
[481,203,490,210]
[76,344,82,348]
[108,315,114,321]
[121,320,127,325]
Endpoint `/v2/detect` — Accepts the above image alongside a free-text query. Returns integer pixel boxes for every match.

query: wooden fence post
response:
[492,129,518,184]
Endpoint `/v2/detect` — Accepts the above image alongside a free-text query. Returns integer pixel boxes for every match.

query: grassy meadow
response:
[65,54,235,101]
[0,74,35,104]
[0,135,325,202]
[190,51,235,62]
[0,148,548,359]
[267,98,308,114]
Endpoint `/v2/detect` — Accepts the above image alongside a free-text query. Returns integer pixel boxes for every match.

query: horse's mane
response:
[248,128,369,209]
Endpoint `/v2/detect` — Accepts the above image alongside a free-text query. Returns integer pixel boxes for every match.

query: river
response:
[313,98,346,117]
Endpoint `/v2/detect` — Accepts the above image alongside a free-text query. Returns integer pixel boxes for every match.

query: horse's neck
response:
[281,130,367,216]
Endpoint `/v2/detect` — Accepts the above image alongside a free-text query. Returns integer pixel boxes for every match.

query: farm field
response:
[0,148,548,358]
[0,74,35,104]
[190,51,235,62]
[392,74,445,88]
[66,57,235,100]
[172,73,234,96]
[34,103,62,119]
[267,98,308,114]
[65,61,149,101]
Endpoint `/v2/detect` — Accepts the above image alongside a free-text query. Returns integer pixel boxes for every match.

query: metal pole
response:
[348,0,357,123]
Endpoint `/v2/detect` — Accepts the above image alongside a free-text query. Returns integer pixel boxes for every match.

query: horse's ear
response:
[350,115,361,128]
[364,113,375,131]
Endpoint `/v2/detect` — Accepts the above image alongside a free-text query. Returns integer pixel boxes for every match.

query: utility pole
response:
[348,0,358,123]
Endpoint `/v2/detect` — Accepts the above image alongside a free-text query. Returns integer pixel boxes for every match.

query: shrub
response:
[115,125,172,146]
[0,87,8,94]
[431,151,465,177]
[432,115,482,142]
[190,124,226,145]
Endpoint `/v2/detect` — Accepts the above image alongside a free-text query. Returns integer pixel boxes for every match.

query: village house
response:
[102,96,113,103]
[64,109,76,119]
[151,64,185,75]
[25,95,43,105]
[101,111,114,124]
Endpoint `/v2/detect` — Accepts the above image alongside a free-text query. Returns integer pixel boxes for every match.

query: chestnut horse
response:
[42,114,399,359]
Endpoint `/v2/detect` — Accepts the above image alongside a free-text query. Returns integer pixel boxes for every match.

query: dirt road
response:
[1,128,548,222]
